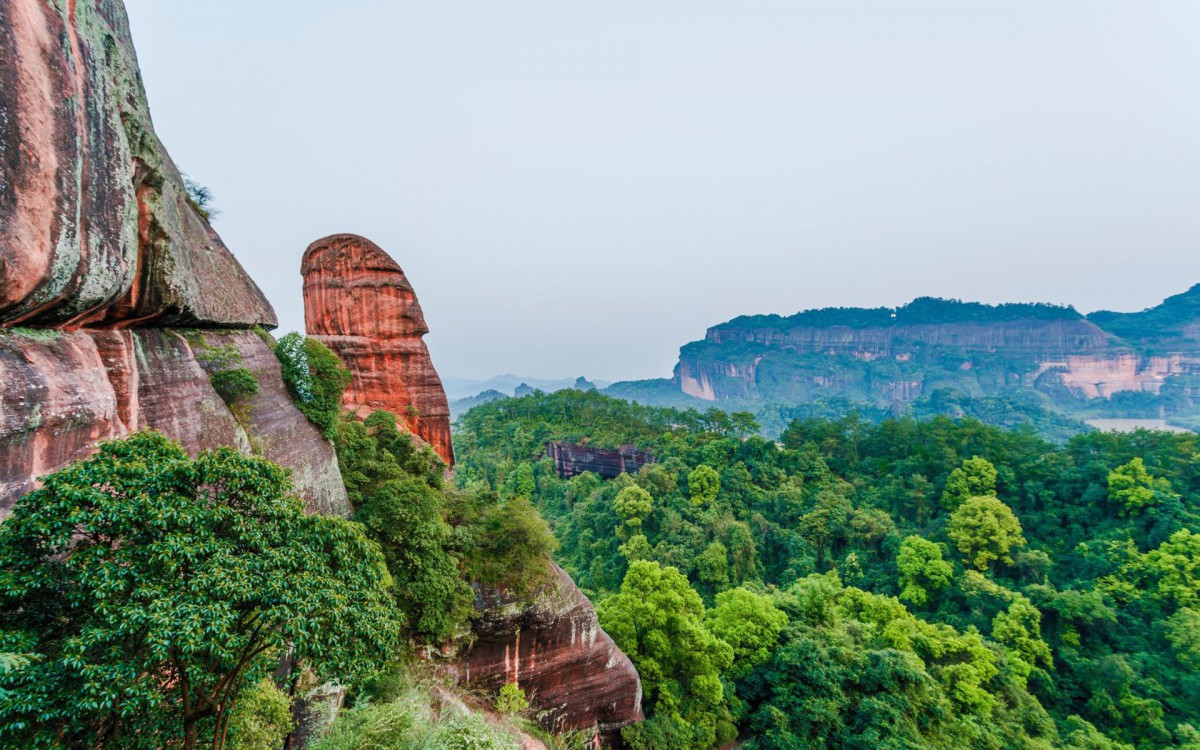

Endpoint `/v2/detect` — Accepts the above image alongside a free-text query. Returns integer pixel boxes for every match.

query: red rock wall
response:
[0,0,276,328]
[452,565,644,744]
[546,442,655,480]
[0,329,350,516]
[302,234,454,465]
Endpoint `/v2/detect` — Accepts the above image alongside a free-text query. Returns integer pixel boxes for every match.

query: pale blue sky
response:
[123,1,1200,381]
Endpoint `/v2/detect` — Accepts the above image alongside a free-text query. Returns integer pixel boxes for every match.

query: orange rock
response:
[302,234,455,465]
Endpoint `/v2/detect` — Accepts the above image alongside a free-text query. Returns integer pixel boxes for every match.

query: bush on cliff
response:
[0,432,402,750]
[276,333,352,439]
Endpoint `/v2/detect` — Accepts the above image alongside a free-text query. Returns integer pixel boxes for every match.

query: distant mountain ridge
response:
[605,285,1200,435]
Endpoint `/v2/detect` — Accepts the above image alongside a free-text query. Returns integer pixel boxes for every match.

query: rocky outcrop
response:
[0,0,346,516]
[0,328,351,516]
[546,442,655,480]
[0,0,276,328]
[302,234,454,465]
[452,564,644,745]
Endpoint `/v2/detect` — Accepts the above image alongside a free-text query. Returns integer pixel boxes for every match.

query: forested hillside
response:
[456,390,1200,749]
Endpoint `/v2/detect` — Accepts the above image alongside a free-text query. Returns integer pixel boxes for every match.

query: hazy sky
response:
[122,1,1200,382]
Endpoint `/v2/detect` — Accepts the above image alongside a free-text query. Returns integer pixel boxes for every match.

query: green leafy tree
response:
[896,536,954,607]
[696,541,731,594]
[598,561,736,748]
[613,485,654,538]
[688,464,721,507]
[941,456,998,512]
[947,495,1026,570]
[0,432,401,750]
[1164,608,1200,670]
[1107,457,1172,516]
[991,595,1053,684]
[460,497,559,596]
[1138,529,1200,609]
[356,478,473,642]
[705,588,787,680]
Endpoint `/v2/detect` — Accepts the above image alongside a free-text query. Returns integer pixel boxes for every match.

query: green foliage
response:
[613,485,654,537]
[226,679,293,750]
[457,496,559,597]
[311,688,523,750]
[1164,608,1200,670]
[275,333,352,439]
[947,495,1026,570]
[193,340,259,407]
[706,588,787,680]
[210,367,260,404]
[688,464,721,506]
[598,561,736,748]
[183,175,218,221]
[495,683,529,716]
[356,477,473,643]
[896,535,953,607]
[940,455,997,512]
[0,432,401,750]
[455,390,1200,750]
[1107,457,1172,516]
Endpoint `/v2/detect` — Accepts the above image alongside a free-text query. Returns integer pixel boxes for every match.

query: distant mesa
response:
[302,234,455,465]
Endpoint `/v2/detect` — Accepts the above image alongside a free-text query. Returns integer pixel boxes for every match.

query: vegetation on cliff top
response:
[715,296,1083,333]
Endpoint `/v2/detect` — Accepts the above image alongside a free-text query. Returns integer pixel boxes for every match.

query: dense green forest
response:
[456,390,1200,750]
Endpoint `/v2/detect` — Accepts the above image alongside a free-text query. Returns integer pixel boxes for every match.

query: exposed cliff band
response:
[302,234,455,466]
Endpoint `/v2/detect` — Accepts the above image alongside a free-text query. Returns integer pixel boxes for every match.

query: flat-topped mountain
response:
[609,288,1200,433]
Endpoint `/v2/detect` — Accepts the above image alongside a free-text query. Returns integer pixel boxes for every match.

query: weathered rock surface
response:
[0,328,350,516]
[451,564,644,745]
[546,441,655,480]
[0,0,275,328]
[302,234,454,465]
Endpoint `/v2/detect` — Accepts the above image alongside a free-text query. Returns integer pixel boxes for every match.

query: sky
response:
[122,1,1200,382]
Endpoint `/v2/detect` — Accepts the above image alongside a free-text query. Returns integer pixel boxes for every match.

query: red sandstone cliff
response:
[0,0,346,516]
[0,0,276,328]
[451,565,644,745]
[302,234,455,465]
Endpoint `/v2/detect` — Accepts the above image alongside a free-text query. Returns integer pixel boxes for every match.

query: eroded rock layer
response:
[0,0,275,328]
[302,234,454,465]
[0,328,350,516]
[452,565,644,744]
[546,441,655,480]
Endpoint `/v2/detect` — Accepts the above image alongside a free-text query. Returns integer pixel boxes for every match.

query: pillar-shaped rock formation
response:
[302,234,455,465]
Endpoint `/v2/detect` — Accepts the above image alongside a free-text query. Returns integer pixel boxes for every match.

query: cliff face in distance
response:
[0,0,344,515]
[657,292,1200,429]
[302,234,455,466]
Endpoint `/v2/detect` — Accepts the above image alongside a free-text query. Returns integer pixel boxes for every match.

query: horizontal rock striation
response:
[451,564,644,745]
[302,234,454,465]
[0,328,350,516]
[546,441,655,480]
[0,0,275,328]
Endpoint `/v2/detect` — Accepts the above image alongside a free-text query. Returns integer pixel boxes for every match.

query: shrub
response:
[226,679,293,750]
[210,367,260,404]
[276,333,352,438]
[495,683,529,716]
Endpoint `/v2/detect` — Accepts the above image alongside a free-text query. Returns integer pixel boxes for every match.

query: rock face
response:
[546,441,655,480]
[0,328,351,516]
[452,565,644,745]
[302,234,455,465]
[0,0,346,517]
[0,0,276,328]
